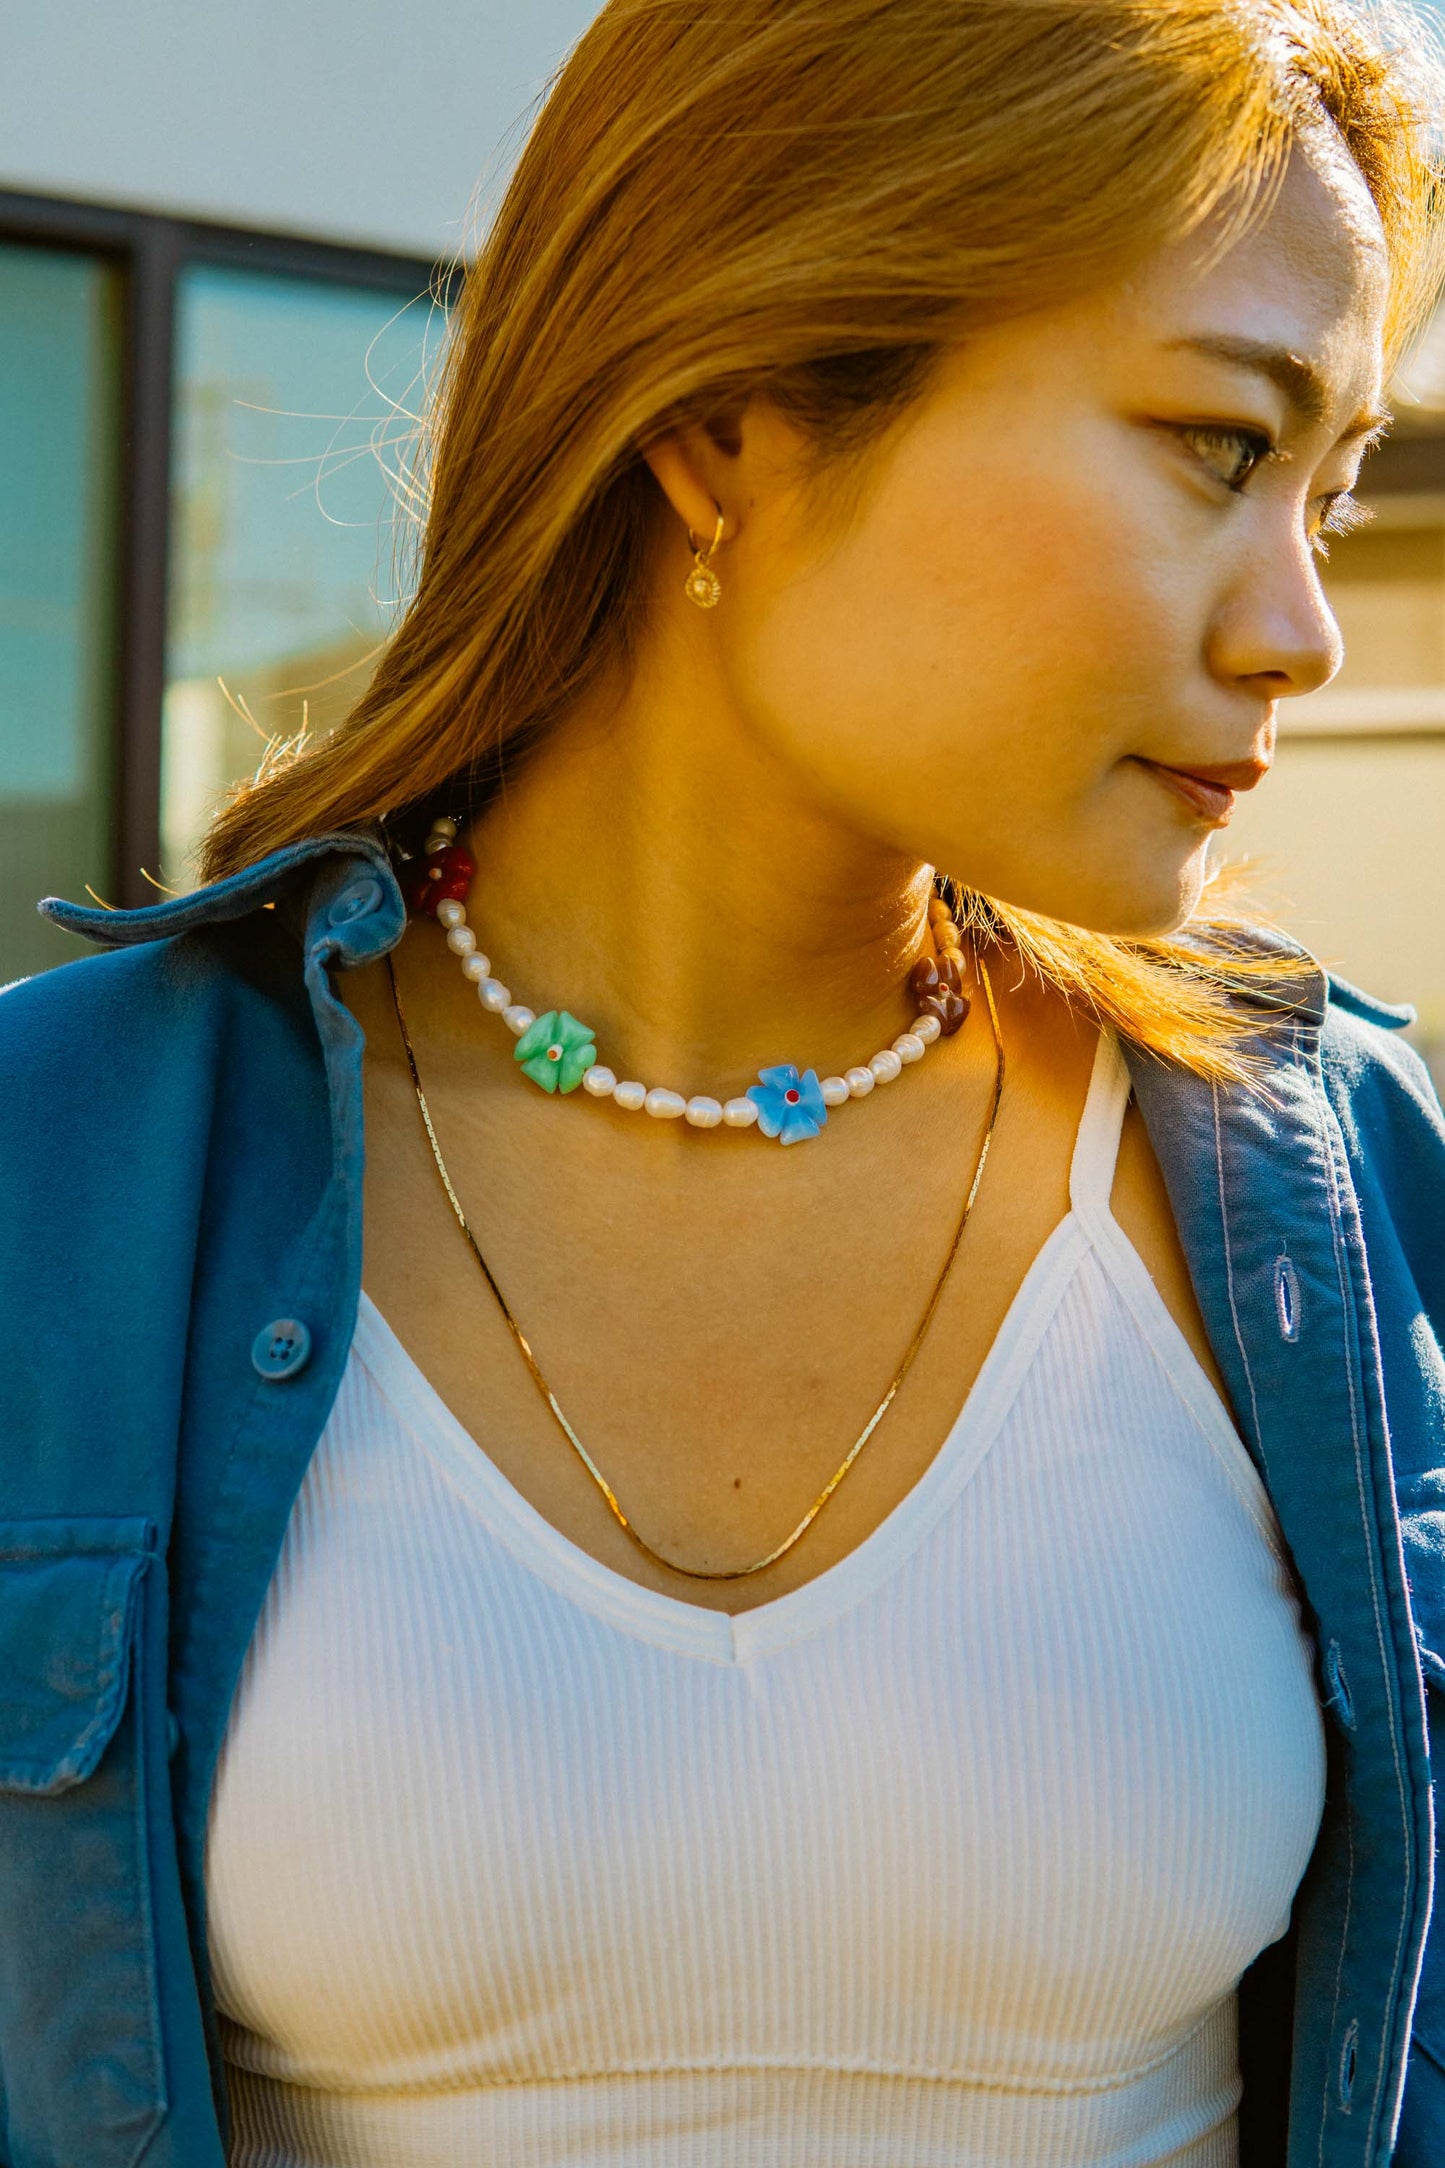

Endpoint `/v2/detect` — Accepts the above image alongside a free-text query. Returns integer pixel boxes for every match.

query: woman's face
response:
[705,137,1390,934]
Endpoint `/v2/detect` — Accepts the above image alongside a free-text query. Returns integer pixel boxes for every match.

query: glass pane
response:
[162,265,441,887]
[0,241,121,979]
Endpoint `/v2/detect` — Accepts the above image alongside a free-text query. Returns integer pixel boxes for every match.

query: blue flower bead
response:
[746,1064,828,1144]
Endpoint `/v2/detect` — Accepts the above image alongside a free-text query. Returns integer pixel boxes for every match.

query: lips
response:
[1133,755,1271,826]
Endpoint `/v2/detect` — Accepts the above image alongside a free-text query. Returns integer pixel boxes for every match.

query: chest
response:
[350,987,1228,1610]
[205,1248,1325,2099]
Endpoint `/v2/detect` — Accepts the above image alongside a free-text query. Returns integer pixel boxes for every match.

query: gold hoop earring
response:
[684,505,725,609]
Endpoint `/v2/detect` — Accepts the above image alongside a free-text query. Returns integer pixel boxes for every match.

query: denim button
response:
[252,1317,312,1380]
[327,877,384,927]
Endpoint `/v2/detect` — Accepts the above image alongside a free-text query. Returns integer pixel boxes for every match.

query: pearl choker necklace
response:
[400,816,972,1145]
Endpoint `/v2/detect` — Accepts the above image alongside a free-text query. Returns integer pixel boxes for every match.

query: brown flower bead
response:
[910,955,943,1001]
[919,985,971,1036]
[937,953,964,993]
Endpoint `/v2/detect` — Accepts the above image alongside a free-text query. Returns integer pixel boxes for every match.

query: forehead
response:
[1126,134,1390,418]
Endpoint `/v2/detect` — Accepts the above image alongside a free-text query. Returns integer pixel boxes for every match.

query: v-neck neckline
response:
[352,1034,1131,1664]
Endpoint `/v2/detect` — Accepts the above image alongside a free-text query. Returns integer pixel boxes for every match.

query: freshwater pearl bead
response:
[428,815,458,843]
[422,866,971,1137]
[424,833,453,858]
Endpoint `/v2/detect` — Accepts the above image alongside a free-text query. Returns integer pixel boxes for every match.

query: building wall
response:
[1220,490,1445,1080]
[2,0,598,257]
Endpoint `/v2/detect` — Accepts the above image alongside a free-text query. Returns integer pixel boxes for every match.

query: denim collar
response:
[40,828,407,974]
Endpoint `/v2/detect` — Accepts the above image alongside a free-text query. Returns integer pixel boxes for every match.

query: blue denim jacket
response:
[1,831,1443,2168]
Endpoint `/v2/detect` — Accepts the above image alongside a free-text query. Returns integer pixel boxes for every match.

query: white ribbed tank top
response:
[206,1032,1327,2168]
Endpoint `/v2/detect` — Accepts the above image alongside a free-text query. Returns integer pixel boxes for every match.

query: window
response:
[0,192,447,978]
[163,264,440,886]
[0,240,121,978]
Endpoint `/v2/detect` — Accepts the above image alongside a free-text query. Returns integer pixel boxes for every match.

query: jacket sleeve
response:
[1321,1003,1445,2163]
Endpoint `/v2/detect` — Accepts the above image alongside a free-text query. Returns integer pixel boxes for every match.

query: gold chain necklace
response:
[384,949,1005,1582]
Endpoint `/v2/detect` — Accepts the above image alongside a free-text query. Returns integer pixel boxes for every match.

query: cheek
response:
[718,435,1218,932]
[725,453,1178,825]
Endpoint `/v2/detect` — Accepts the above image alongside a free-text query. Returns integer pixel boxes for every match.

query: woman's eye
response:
[1310,491,1373,560]
[1175,423,1276,492]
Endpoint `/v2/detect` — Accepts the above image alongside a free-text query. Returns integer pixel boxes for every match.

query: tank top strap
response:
[1067,1029,1133,1224]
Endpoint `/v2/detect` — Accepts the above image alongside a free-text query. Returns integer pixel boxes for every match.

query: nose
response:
[1205,534,1343,701]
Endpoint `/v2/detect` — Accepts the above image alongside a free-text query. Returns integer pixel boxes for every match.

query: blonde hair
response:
[201,0,1445,1079]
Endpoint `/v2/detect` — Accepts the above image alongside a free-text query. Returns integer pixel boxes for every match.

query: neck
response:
[459,646,935,1098]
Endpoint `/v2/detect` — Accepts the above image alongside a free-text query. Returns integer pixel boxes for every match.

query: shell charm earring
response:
[683,505,725,608]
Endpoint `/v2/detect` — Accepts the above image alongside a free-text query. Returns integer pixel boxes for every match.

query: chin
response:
[1100,856,1209,939]
[1034,853,1208,940]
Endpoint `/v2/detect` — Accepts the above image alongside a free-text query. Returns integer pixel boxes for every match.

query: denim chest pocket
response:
[1401,1508,1445,2072]
[0,1519,166,2168]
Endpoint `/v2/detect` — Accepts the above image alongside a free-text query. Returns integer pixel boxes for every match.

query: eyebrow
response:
[1163,333,1391,445]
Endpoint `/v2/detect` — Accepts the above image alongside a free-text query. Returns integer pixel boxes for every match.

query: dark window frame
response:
[0,190,452,906]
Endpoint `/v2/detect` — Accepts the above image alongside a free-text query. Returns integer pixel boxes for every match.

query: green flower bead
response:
[514,1009,597,1094]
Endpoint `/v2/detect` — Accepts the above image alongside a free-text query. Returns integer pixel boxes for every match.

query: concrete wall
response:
[2,0,600,257]
[8,0,1441,261]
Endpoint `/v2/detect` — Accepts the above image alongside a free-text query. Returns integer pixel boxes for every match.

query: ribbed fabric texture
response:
[205,1032,1327,2168]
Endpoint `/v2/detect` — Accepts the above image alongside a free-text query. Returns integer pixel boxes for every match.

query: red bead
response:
[403,842,476,919]
[785,1088,800,1104]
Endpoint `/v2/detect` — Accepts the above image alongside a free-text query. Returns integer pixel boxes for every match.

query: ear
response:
[639,418,738,552]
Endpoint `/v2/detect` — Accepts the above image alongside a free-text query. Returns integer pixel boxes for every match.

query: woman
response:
[3,0,1444,2162]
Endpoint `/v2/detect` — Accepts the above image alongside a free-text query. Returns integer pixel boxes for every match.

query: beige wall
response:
[1217,493,1445,1082]
[1222,736,1445,1038]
